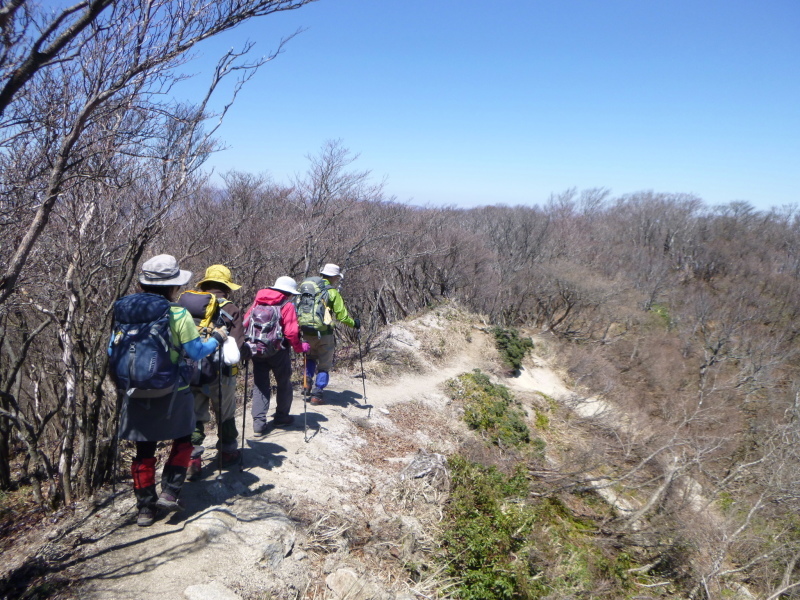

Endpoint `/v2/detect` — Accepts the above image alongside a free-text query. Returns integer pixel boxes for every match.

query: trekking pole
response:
[217,343,223,479]
[357,328,370,418]
[112,390,122,503]
[240,358,248,471]
[303,353,309,443]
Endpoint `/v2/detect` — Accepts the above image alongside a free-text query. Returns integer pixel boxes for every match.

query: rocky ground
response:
[1,307,574,600]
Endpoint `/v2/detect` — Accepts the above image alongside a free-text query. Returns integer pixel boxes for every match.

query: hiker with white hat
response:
[108,254,228,526]
[243,276,310,434]
[295,263,360,406]
[177,264,247,480]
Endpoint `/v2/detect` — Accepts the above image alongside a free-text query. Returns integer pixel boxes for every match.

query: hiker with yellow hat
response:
[177,264,246,480]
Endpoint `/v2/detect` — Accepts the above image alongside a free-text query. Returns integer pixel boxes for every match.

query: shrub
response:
[440,457,639,599]
[534,410,550,430]
[445,370,530,448]
[440,456,534,600]
[492,327,534,373]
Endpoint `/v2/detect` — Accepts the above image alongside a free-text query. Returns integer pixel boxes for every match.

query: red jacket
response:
[243,289,304,353]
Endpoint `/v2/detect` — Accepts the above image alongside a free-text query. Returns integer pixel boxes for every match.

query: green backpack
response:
[295,276,333,332]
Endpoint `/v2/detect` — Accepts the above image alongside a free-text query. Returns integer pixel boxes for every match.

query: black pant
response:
[134,435,191,459]
[251,349,293,426]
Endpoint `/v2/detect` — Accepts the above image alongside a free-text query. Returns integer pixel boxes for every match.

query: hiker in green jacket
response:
[298,263,360,405]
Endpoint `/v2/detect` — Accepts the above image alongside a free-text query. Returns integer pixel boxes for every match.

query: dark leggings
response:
[135,435,191,459]
[251,349,294,423]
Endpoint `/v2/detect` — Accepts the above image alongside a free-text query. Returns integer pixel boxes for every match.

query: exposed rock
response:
[184,508,237,541]
[326,567,389,600]
[396,515,424,559]
[184,581,242,600]
[258,517,296,569]
[399,449,449,490]
[207,480,246,503]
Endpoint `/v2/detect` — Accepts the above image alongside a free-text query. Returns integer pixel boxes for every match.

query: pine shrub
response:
[492,327,534,373]
[445,370,530,447]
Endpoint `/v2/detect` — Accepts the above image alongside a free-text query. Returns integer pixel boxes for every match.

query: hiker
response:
[243,276,309,434]
[297,263,360,405]
[177,265,246,480]
[109,254,228,527]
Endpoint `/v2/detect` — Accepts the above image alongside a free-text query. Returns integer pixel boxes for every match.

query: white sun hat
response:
[138,254,192,287]
[270,276,299,295]
[320,263,342,279]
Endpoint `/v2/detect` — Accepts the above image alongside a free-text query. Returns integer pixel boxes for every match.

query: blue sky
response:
[189,0,800,210]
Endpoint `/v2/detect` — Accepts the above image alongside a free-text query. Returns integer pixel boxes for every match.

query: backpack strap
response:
[157,306,185,419]
[164,303,188,384]
[276,297,290,333]
[215,298,235,328]
[165,303,198,406]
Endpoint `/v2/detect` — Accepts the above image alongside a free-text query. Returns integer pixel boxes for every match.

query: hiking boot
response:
[137,505,156,527]
[310,395,324,406]
[252,421,268,437]
[187,456,202,482]
[132,473,157,527]
[219,450,240,466]
[156,492,185,512]
[137,506,156,527]
[272,414,295,426]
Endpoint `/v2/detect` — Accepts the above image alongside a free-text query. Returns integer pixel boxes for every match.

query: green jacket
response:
[323,278,356,329]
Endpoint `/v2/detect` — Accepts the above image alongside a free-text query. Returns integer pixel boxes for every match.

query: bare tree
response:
[0,0,318,502]
[0,0,316,307]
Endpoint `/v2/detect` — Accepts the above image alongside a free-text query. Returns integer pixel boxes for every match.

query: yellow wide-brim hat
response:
[196,264,241,291]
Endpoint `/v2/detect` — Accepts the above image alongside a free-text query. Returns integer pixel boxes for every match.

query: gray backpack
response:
[245,303,285,357]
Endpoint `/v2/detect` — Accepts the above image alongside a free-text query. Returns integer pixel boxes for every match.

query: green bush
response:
[441,456,534,600]
[440,457,639,599]
[446,370,530,448]
[492,327,534,373]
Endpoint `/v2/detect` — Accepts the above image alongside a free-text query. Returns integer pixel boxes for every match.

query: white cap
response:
[320,263,342,279]
[270,276,299,295]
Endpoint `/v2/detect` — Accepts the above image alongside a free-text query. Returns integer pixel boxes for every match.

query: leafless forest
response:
[2,0,800,597]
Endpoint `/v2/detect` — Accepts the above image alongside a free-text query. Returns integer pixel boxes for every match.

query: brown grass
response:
[354,401,453,468]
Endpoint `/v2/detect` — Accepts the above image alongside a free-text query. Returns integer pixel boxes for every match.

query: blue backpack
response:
[109,293,180,396]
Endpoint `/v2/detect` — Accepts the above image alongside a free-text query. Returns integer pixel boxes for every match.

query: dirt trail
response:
[53,316,545,600]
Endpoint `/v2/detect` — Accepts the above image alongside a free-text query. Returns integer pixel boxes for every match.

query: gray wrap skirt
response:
[118,386,195,442]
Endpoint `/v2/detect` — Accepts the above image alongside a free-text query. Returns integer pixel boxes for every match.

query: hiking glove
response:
[301,342,311,354]
[353,317,361,330]
[212,326,228,344]
[240,342,252,361]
